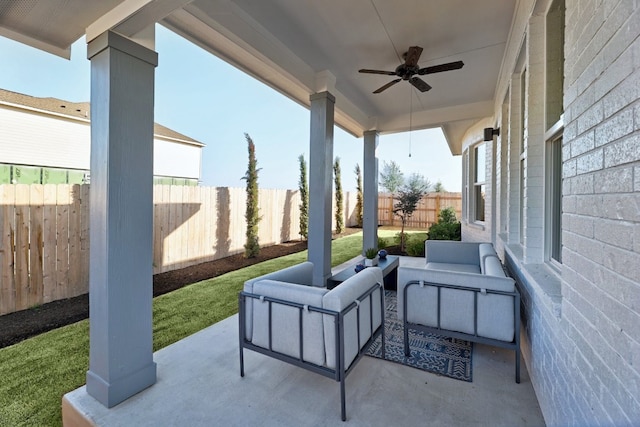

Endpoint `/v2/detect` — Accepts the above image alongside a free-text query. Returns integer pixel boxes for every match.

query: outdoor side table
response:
[327,255,399,290]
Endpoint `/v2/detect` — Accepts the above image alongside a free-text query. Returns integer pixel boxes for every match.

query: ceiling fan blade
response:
[404,46,423,67]
[418,60,464,75]
[359,69,397,75]
[373,78,401,94]
[409,77,432,92]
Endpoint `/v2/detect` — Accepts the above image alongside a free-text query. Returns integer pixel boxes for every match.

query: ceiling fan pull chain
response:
[409,86,412,157]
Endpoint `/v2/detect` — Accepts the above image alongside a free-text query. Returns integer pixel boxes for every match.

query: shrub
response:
[405,236,426,257]
[377,237,388,249]
[426,207,462,241]
[438,206,458,224]
[394,232,408,246]
[427,222,461,240]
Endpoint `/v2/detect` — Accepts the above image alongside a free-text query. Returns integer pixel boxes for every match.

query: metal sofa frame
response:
[239,282,385,421]
[402,279,521,383]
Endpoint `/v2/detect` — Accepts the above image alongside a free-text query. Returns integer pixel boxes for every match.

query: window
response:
[462,150,469,221]
[473,143,486,222]
[546,135,562,263]
[544,0,564,265]
[545,0,565,131]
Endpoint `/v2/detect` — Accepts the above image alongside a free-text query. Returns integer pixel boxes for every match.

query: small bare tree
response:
[393,173,430,252]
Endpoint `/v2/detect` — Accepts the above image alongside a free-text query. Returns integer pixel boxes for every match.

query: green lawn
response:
[0,232,366,427]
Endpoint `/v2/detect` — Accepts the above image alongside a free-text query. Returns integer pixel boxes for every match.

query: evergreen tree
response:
[298,154,309,239]
[354,163,363,228]
[333,157,344,234]
[242,133,260,258]
[433,180,446,192]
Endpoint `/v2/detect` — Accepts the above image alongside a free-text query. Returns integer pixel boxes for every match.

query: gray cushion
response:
[425,241,480,265]
[250,279,329,366]
[323,267,384,370]
[484,256,506,277]
[479,243,498,274]
[397,266,516,333]
[426,262,481,274]
[243,262,314,340]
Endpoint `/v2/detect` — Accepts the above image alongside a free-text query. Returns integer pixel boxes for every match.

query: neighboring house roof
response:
[0,88,204,147]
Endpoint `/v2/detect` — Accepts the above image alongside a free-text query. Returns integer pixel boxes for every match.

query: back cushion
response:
[425,241,480,265]
[484,256,506,277]
[251,280,328,366]
[243,262,314,340]
[478,243,498,273]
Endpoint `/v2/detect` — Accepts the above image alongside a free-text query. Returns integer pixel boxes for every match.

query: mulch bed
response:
[0,229,360,349]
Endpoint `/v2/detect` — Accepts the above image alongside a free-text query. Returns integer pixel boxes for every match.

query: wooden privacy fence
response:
[378,192,462,229]
[0,184,358,315]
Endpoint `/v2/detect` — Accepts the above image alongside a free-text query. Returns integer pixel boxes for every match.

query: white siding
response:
[0,106,90,170]
[153,138,201,179]
[0,105,202,180]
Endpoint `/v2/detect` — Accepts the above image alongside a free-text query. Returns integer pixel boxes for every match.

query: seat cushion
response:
[426,262,481,274]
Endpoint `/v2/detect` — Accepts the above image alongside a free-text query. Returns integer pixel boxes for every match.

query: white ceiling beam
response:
[86,0,194,43]
[0,26,71,59]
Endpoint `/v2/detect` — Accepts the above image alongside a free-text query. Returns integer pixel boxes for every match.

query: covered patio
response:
[63,257,544,426]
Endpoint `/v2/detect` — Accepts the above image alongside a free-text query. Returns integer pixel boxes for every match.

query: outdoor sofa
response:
[397,240,521,382]
[239,262,385,421]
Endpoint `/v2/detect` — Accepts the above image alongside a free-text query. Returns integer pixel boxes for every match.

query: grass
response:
[0,232,365,427]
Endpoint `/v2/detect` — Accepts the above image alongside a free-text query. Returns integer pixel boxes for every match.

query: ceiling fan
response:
[359,46,464,93]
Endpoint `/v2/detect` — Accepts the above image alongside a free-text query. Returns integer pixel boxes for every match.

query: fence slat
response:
[14,184,30,311]
[79,184,90,294]
[68,185,82,297]
[0,185,16,315]
[42,185,57,304]
[28,185,44,307]
[56,185,70,301]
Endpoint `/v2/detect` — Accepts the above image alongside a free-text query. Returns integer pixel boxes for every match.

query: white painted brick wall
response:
[464,0,640,425]
[557,0,640,424]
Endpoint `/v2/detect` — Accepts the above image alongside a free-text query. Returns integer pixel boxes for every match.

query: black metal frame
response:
[403,279,521,383]
[239,282,385,421]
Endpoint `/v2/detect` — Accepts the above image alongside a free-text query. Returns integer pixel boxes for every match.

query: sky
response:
[0,25,461,192]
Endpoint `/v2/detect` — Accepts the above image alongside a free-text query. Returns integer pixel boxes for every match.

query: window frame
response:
[472,142,487,223]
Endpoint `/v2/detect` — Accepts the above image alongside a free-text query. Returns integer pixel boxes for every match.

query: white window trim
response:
[544,116,564,269]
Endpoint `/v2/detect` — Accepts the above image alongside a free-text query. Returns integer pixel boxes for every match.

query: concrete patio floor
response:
[63,257,545,426]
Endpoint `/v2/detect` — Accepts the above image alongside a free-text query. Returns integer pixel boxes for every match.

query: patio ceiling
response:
[0,0,518,154]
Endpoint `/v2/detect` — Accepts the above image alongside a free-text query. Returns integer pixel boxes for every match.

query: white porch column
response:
[86,31,157,408]
[363,130,379,253]
[308,91,335,287]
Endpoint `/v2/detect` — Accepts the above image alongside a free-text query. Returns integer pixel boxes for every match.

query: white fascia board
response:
[153,134,204,148]
[0,101,90,123]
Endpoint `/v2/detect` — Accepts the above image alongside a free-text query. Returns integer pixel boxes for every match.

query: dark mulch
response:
[0,229,360,349]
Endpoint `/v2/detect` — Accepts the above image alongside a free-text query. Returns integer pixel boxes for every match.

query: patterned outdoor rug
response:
[365,291,473,382]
